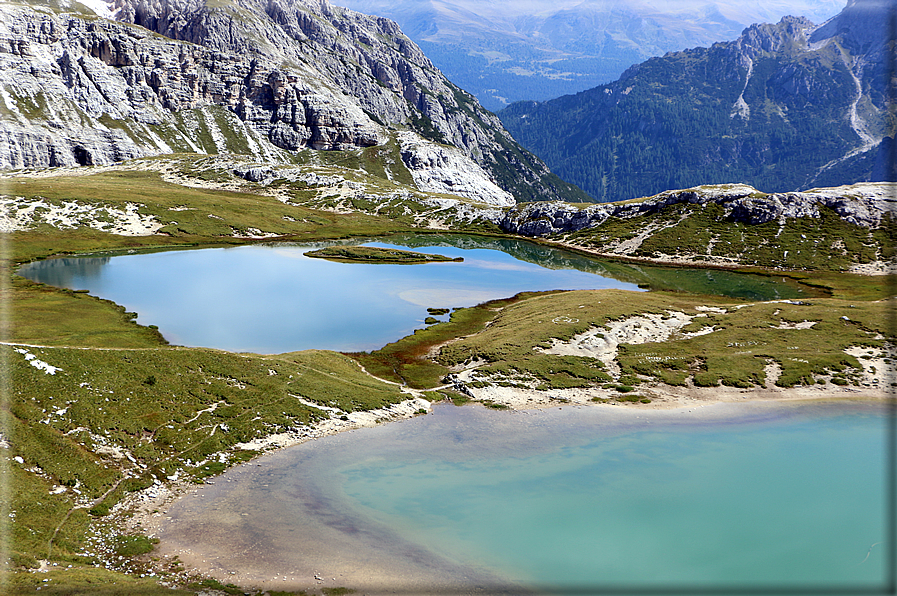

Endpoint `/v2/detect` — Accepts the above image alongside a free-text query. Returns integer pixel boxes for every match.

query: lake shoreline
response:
[541,237,897,277]
[116,383,891,595]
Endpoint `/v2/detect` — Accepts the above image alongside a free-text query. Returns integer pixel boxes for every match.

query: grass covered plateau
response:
[436,289,892,391]
[560,200,897,272]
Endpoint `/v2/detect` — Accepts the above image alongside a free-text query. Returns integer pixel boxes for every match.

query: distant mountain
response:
[333,0,844,111]
[499,0,896,202]
[0,0,587,203]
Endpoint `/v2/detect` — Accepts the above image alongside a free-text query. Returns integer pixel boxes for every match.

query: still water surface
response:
[160,402,891,593]
[17,234,813,353]
[20,234,876,593]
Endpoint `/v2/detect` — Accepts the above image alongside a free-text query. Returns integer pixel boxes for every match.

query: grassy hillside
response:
[437,289,891,391]
[560,199,897,272]
[1,160,893,595]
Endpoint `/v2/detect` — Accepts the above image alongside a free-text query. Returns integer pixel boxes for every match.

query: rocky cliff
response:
[0,0,586,203]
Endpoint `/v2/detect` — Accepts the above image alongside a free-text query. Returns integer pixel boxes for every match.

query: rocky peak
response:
[736,16,815,59]
[0,0,584,203]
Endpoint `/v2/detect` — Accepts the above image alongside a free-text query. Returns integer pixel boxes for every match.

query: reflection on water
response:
[17,238,639,353]
[18,256,111,288]
[388,233,819,300]
[16,234,818,353]
[160,402,890,594]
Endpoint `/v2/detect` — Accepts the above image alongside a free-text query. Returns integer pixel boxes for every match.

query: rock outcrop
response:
[0,0,585,203]
[397,132,514,206]
[498,183,897,236]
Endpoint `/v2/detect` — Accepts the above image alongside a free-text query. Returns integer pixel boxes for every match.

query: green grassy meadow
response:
[1,160,893,595]
[437,289,891,390]
[562,201,897,272]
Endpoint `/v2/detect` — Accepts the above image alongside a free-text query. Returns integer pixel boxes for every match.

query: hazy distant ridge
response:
[499,0,895,202]
[333,0,844,110]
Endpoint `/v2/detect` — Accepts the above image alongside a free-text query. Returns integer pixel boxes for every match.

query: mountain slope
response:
[0,0,588,203]
[499,0,896,202]
[334,0,844,111]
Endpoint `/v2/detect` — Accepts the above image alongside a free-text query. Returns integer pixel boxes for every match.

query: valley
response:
[0,0,894,594]
[2,153,893,595]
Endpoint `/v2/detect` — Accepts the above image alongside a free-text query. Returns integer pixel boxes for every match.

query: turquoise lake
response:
[16,234,813,353]
[17,234,887,594]
[159,401,893,594]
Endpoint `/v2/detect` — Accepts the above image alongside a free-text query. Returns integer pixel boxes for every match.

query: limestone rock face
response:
[0,1,382,168]
[0,0,583,202]
[499,183,896,236]
[398,132,514,207]
[498,201,612,237]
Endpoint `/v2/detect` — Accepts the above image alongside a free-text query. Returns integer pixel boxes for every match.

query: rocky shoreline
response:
[496,182,896,235]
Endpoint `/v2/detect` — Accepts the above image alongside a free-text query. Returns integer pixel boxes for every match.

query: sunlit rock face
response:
[398,132,514,206]
[498,183,897,236]
[0,0,582,203]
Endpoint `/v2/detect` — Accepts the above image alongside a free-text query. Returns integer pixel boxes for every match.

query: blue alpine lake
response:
[159,401,893,594]
[16,234,813,353]
[17,234,885,594]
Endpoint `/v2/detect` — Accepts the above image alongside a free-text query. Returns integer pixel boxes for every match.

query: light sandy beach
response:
[112,287,894,594]
[115,373,891,595]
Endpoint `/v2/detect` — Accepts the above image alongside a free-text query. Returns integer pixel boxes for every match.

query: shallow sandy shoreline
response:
[115,393,435,529]
[463,375,891,412]
[115,378,892,595]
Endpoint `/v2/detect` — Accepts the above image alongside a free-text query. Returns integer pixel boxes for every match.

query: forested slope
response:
[500,0,895,202]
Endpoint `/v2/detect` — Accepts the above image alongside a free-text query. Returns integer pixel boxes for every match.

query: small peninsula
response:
[305,246,463,264]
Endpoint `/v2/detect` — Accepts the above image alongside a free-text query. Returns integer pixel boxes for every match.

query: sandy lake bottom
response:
[155,400,893,595]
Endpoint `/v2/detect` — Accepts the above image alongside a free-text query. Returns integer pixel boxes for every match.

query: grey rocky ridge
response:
[0,0,586,204]
[498,183,895,237]
[490,181,897,272]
